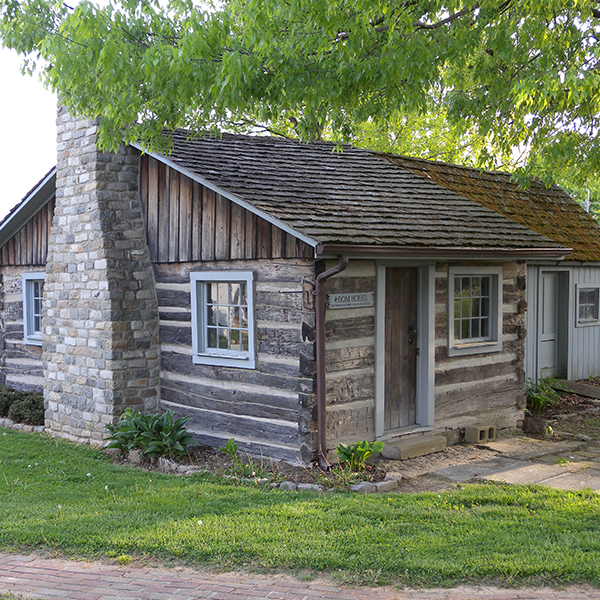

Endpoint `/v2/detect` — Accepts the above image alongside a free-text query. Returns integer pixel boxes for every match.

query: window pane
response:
[218,328,229,349]
[471,318,480,339]
[241,330,249,351]
[207,328,217,349]
[481,317,490,338]
[471,297,480,318]
[206,305,217,326]
[481,277,490,296]
[454,319,461,340]
[217,283,228,305]
[229,283,240,304]
[207,283,218,304]
[217,306,228,327]
[461,277,470,295]
[461,319,469,339]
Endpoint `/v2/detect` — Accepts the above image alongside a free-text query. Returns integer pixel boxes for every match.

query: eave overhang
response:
[0,168,56,250]
[316,244,572,261]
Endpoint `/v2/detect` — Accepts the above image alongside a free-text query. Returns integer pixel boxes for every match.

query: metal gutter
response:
[315,255,348,468]
[316,244,571,260]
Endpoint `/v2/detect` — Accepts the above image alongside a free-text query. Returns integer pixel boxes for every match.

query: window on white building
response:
[577,285,600,326]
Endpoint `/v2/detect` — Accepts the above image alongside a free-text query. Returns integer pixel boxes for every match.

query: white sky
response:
[0,46,56,220]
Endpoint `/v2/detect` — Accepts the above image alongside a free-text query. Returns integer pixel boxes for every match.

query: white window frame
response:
[22,272,45,346]
[448,266,503,357]
[190,271,256,369]
[576,284,600,327]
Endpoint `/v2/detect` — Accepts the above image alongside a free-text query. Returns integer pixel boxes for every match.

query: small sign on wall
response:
[327,292,374,309]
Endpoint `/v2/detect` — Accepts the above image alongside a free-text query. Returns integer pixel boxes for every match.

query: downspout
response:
[315,255,349,468]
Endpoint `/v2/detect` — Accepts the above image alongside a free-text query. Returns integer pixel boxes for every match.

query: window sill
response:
[24,336,43,347]
[192,353,256,370]
[576,319,600,328]
[448,340,502,357]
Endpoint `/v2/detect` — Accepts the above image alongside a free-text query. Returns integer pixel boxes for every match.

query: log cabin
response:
[2,106,595,464]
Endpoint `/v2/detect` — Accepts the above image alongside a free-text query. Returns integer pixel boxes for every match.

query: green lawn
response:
[1,427,600,588]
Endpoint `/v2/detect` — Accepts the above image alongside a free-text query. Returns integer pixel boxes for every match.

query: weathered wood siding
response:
[140,156,314,263]
[434,261,527,439]
[154,259,316,463]
[322,260,377,448]
[526,264,600,381]
[0,266,44,392]
[0,198,55,266]
[569,265,600,379]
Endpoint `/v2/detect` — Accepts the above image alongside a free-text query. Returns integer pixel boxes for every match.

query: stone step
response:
[381,434,447,460]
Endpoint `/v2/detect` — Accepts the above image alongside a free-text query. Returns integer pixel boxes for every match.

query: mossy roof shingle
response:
[163,131,566,255]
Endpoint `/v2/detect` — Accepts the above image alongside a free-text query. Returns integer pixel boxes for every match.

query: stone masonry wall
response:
[43,106,161,443]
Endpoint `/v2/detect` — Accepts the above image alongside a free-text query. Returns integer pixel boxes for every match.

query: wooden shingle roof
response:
[159,132,566,257]
[385,154,600,262]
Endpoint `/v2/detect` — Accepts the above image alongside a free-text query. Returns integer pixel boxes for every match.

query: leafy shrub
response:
[105,408,196,459]
[0,385,13,417]
[6,391,45,425]
[336,440,384,471]
[526,378,561,415]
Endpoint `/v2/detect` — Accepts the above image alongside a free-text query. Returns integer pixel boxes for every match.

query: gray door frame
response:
[375,262,435,439]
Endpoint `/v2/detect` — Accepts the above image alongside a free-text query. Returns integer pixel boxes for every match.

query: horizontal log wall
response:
[0,266,44,392]
[434,261,527,439]
[154,259,316,463]
[322,260,377,450]
[0,198,55,267]
[140,155,314,263]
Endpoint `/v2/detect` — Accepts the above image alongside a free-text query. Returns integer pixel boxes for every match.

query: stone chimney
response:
[43,105,160,443]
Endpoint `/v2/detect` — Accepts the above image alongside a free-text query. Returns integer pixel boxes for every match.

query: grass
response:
[1,428,600,588]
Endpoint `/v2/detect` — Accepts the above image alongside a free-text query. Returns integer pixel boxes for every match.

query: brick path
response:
[1,553,600,600]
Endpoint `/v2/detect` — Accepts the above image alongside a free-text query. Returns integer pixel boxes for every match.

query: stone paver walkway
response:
[431,436,600,491]
[1,553,600,600]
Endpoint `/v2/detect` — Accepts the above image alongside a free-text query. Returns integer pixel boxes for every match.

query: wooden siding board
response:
[191,180,202,261]
[230,202,245,260]
[147,157,160,262]
[214,193,230,261]
[245,212,257,258]
[157,162,170,262]
[201,187,216,260]
[179,174,193,262]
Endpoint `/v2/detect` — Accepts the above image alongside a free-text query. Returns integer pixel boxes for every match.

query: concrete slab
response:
[540,469,600,491]
[433,457,520,482]
[479,461,590,485]
[381,434,446,460]
[482,437,584,460]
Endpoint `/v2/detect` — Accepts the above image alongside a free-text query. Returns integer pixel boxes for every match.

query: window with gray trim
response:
[23,272,45,346]
[190,271,256,369]
[448,266,503,356]
[577,285,600,325]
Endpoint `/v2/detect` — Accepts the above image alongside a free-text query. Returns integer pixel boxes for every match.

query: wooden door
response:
[539,272,558,378]
[384,267,418,431]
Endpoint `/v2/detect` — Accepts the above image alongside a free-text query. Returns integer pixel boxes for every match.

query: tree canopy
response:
[1,0,599,202]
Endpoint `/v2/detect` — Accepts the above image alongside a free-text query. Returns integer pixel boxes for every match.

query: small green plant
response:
[219,438,271,480]
[336,440,384,471]
[105,409,196,459]
[526,378,561,415]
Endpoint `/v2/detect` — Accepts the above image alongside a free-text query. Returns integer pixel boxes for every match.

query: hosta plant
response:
[105,408,196,459]
[336,440,384,471]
